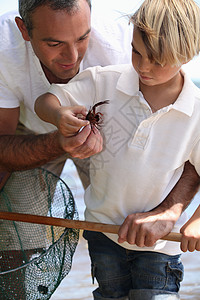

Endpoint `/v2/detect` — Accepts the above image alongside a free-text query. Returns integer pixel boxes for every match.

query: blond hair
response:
[130,0,200,66]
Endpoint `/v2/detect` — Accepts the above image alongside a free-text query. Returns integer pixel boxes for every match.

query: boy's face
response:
[17,0,91,83]
[131,28,182,87]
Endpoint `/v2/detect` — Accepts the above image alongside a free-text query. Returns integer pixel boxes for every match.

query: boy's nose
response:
[137,57,152,73]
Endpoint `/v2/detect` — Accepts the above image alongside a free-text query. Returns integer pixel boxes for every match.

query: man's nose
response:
[61,44,78,63]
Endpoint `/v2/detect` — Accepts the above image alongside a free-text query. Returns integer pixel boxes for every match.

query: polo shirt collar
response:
[116,64,139,96]
[172,70,197,117]
[117,66,198,117]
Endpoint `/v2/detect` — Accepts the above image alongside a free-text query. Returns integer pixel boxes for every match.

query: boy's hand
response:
[180,207,200,252]
[56,105,89,137]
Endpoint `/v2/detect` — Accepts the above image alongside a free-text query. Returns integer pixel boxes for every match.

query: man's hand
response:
[118,161,200,247]
[0,124,102,173]
[58,124,103,159]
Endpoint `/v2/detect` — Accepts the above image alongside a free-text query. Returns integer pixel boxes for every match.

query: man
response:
[0,0,132,187]
[0,0,199,298]
[0,1,131,298]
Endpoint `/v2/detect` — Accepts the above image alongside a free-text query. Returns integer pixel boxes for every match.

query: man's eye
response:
[47,42,61,47]
[78,35,89,42]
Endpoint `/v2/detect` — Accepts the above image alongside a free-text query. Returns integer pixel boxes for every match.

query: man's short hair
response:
[19,0,91,37]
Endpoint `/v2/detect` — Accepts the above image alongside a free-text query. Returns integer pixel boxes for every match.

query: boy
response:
[35,0,200,298]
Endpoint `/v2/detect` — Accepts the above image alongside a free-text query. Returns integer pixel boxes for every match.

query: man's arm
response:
[0,107,102,172]
[118,161,200,247]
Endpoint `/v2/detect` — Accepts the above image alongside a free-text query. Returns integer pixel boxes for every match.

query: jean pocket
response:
[166,260,184,291]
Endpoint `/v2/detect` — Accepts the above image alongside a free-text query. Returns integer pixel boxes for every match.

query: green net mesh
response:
[0,168,79,300]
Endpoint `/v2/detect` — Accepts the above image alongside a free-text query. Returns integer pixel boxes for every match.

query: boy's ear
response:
[15,17,30,41]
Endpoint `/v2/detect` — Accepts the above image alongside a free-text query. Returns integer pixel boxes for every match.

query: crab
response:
[86,100,109,132]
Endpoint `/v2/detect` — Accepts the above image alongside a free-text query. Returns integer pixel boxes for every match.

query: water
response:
[50,160,200,300]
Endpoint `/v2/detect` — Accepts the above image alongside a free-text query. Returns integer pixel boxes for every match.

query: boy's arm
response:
[180,205,200,252]
[118,161,200,247]
[35,93,62,126]
[35,93,89,137]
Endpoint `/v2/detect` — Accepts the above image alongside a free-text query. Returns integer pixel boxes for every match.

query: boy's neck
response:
[139,71,184,113]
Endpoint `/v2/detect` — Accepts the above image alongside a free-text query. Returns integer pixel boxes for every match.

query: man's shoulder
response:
[0,11,24,52]
[0,11,29,74]
[83,13,132,68]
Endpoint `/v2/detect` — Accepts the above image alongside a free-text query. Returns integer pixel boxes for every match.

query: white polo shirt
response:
[49,64,200,255]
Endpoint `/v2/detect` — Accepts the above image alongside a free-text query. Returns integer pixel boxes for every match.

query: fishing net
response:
[0,168,79,300]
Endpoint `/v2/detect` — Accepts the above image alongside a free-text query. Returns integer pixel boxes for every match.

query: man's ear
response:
[15,17,30,41]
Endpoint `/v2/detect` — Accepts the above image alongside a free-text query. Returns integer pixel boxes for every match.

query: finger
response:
[118,222,129,243]
[144,235,156,247]
[188,239,198,252]
[196,240,200,251]
[61,124,91,150]
[143,228,158,247]
[180,237,189,252]
[76,129,103,158]
[71,105,88,119]
[59,122,88,137]
[134,227,146,247]
[118,217,138,245]
[88,128,103,153]
[67,114,89,127]
[69,125,103,158]
[74,124,91,144]
[126,229,137,245]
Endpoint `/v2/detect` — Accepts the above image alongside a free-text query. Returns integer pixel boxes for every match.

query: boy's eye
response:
[132,45,140,55]
[151,59,162,66]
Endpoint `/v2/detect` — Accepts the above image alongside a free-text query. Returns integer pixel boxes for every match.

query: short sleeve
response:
[0,73,20,108]
[189,138,200,176]
[48,67,98,108]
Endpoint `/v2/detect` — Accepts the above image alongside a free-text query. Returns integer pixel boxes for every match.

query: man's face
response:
[25,1,91,82]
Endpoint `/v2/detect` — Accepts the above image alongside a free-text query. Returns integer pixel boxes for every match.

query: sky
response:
[0,0,200,82]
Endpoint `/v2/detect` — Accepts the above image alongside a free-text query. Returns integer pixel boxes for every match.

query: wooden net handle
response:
[0,211,182,242]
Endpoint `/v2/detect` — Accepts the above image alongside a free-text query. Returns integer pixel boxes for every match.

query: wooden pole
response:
[0,211,182,242]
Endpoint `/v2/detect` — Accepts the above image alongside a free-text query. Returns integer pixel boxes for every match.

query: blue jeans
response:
[83,231,184,300]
